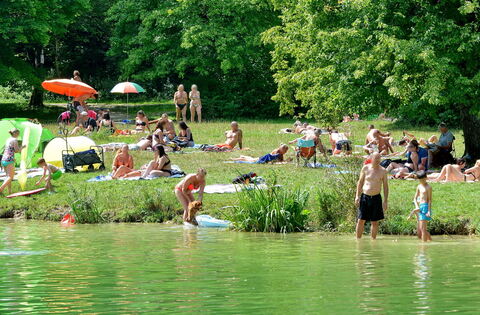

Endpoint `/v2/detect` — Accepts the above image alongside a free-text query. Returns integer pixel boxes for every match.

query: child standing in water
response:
[35,158,62,192]
[408,171,432,242]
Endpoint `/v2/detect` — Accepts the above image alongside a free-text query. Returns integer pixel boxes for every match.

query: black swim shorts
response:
[177,103,187,110]
[336,140,352,151]
[358,193,384,221]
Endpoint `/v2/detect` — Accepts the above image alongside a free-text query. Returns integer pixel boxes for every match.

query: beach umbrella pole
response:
[127,93,129,121]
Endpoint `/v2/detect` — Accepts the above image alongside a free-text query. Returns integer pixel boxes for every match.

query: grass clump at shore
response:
[229,181,310,233]
[68,186,104,224]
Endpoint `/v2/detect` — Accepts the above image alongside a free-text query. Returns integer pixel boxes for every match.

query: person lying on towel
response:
[230,144,288,164]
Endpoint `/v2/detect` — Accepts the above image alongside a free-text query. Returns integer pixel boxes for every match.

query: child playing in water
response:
[408,171,432,242]
[35,158,62,192]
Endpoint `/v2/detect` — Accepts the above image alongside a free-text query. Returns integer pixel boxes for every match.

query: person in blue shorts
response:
[0,129,25,195]
[408,171,432,242]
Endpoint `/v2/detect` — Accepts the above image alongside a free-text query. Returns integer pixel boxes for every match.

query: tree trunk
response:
[29,86,44,108]
[460,105,480,161]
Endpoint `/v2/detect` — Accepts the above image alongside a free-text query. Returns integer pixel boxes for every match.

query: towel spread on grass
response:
[87,165,185,182]
[0,168,61,181]
[306,163,337,168]
[192,183,269,194]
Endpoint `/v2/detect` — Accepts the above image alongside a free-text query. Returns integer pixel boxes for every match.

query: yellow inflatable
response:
[43,136,96,167]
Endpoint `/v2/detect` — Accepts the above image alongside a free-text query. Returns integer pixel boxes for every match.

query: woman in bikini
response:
[175,121,194,147]
[429,159,480,182]
[111,145,134,179]
[0,129,25,195]
[141,145,172,178]
[231,144,289,163]
[98,112,115,134]
[175,168,207,223]
[189,84,202,123]
[152,121,167,147]
[132,110,150,134]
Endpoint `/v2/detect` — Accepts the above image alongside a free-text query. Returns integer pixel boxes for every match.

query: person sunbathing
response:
[289,129,327,157]
[175,168,207,224]
[232,144,289,163]
[429,159,480,182]
[216,121,243,150]
[365,125,393,155]
[131,110,150,134]
[120,145,172,178]
[129,135,153,151]
[111,145,134,179]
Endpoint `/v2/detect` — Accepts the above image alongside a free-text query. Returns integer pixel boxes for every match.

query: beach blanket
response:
[193,183,268,194]
[87,165,185,182]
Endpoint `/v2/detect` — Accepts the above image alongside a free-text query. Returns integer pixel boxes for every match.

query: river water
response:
[1,220,479,313]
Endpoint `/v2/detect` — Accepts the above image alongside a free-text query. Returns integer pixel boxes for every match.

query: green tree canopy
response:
[0,0,89,104]
[107,0,279,117]
[264,0,480,158]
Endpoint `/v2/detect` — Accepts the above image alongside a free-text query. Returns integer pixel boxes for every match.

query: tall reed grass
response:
[68,186,104,223]
[228,183,310,233]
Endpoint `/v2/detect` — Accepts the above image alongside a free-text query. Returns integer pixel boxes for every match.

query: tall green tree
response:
[0,0,89,106]
[264,0,480,159]
[107,0,279,117]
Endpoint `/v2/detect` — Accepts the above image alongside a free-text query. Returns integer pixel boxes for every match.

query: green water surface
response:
[1,220,479,313]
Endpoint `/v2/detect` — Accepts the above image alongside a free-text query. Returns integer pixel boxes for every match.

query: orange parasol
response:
[42,79,97,98]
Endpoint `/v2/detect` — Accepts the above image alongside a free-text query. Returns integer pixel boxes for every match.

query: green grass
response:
[0,104,477,234]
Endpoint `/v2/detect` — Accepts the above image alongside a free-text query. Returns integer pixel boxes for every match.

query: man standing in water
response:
[355,152,389,239]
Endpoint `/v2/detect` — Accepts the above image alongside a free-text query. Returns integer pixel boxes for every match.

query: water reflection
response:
[413,245,431,314]
[354,241,386,313]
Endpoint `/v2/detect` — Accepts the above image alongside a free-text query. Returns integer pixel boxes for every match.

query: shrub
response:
[136,189,178,223]
[68,186,104,223]
[228,183,310,233]
[309,157,361,232]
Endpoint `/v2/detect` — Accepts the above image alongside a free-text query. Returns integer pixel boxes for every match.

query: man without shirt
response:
[355,152,389,239]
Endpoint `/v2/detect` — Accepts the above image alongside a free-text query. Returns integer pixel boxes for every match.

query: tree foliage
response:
[265,0,480,157]
[107,0,279,117]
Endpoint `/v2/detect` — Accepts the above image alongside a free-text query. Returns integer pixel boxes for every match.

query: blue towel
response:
[307,163,337,168]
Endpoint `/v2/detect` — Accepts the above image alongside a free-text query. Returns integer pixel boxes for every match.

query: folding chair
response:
[296,139,316,167]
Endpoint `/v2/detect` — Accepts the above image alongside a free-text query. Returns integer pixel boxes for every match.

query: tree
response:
[107,0,279,117]
[0,0,89,107]
[264,0,480,159]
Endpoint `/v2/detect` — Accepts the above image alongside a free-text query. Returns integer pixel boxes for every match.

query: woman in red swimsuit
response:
[175,168,207,222]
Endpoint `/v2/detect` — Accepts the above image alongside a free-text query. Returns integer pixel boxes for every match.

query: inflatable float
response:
[183,215,232,228]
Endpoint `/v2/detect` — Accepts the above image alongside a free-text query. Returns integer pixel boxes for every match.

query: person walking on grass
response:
[174,84,188,121]
[355,152,389,239]
[0,129,25,195]
[408,171,432,242]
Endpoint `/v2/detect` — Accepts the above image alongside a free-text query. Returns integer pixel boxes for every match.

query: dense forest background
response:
[1,0,480,155]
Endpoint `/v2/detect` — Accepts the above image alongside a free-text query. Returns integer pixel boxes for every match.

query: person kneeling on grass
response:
[175,168,207,224]
[35,158,62,192]
[407,171,432,242]
[231,144,289,164]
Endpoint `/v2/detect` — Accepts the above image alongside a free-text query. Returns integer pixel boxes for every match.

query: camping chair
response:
[296,139,316,167]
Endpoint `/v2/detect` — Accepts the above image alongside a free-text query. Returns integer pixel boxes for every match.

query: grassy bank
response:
[0,104,477,235]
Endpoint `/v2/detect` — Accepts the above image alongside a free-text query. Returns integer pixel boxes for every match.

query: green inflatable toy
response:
[0,118,54,168]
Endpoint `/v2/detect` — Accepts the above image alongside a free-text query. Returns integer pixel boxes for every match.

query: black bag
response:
[380,159,392,168]
[232,172,257,184]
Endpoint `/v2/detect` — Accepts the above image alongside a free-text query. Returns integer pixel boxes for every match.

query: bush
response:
[309,157,361,232]
[228,183,310,233]
[136,189,178,223]
[68,186,104,223]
